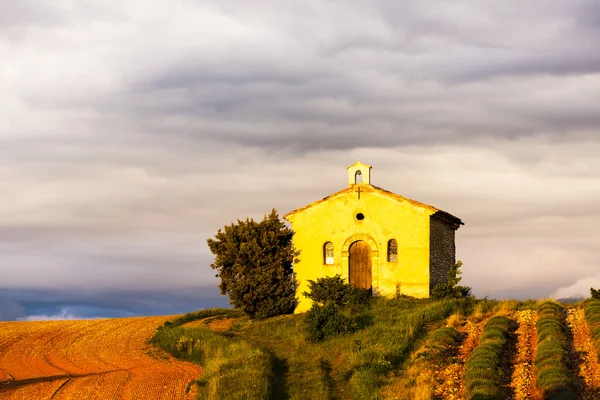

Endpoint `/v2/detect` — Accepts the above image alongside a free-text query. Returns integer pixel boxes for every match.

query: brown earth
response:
[182,316,236,333]
[434,318,487,400]
[0,316,201,400]
[566,308,600,400]
[510,310,542,400]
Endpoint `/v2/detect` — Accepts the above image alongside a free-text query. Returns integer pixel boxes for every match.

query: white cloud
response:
[552,276,600,300]
[16,307,100,321]
[0,0,599,305]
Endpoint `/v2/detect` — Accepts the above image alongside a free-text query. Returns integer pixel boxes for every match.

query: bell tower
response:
[347,161,372,187]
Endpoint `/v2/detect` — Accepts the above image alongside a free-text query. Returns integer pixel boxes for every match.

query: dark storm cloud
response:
[8,0,598,154]
[0,287,228,321]
[443,52,600,83]
[1,0,600,318]
[0,296,26,320]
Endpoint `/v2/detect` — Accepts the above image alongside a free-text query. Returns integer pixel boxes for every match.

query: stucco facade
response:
[283,162,463,313]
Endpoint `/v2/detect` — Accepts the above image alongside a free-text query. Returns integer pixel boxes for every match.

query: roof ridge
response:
[283,183,462,222]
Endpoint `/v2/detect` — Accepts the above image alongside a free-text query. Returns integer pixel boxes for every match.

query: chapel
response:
[283,161,463,313]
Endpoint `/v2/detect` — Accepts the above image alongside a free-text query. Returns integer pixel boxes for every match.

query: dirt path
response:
[566,308,600,400]
[434,319,487,399]
[0,316,201,400]
[510,310,542,400]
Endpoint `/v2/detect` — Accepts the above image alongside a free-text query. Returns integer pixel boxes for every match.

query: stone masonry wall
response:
[429,216,456,292]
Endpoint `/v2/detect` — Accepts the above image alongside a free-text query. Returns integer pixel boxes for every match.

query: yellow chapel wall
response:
[286,184,436,313]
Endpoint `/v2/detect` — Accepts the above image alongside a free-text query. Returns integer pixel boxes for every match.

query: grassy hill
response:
[149,297,600,400]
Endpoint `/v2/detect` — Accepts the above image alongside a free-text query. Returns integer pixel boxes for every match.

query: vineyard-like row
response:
[426,300,600,400]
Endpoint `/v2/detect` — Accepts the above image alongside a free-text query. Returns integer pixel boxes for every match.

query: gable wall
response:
[287,185,435,313]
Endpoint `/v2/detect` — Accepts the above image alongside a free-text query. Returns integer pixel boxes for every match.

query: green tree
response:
[431,260,472,299]
[207,209,297,318]
[591,287,600,300]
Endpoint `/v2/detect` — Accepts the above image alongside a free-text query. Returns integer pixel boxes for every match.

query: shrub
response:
[418,326,461,365]
[584,299,600,355]
[463,315,511,399]
[347,287,373,313]
[431,261,472,299]
[303,274,372,311]
[302,275,373,342]
[207,209,297,319]
[534,301,576,399]
[303,275,353,306]
[304,303,359,342]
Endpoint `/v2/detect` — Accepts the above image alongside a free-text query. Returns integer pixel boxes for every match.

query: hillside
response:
[3,298,600,399]
[152,298,600,400]
[0,316,200,400]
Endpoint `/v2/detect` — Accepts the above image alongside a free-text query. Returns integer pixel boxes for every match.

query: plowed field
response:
[0,316,201,400]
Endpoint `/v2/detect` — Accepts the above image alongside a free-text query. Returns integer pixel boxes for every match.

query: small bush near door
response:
[303,275,372,342]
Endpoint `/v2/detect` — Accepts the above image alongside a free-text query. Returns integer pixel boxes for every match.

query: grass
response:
[583,298,600,355]
[197,339,272,399]
[534,301,576,400]
[160,308,243,328]
[150,309,271,399]
[383,325,462,399]
[343,297,472,399]
[231,297,472,399]
[421,326,462,360]
[151,298,566,399]
[463,315,512,400]
[150,297,480,399]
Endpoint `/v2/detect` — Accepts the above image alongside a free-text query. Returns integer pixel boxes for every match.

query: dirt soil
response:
[510,310,542,400]
[566,308,600,400]
[182,316,236,333]
[0,316,201,400]
[434,318,487,400]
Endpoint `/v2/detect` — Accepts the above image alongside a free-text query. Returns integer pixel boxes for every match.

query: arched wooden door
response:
[349,240,372,289]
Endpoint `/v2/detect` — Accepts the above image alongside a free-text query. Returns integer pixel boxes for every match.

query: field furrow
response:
[123,367,196,400]
[0,321,73,380]
[434,318,486,399]
[0,378,69,400]
[61,319,141,374]
[510,310,542,400]
[50,370,133,400]
[0,316,200,399]
[566,307,600,399]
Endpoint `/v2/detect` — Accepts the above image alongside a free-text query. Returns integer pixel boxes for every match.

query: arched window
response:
[388,239,398,262]
[355,170,363,184]
[324,242,334,265]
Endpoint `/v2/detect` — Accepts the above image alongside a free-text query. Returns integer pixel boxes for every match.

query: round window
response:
[356,213,365,220]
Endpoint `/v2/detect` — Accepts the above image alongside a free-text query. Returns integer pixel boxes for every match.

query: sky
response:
[1,0,600,320]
